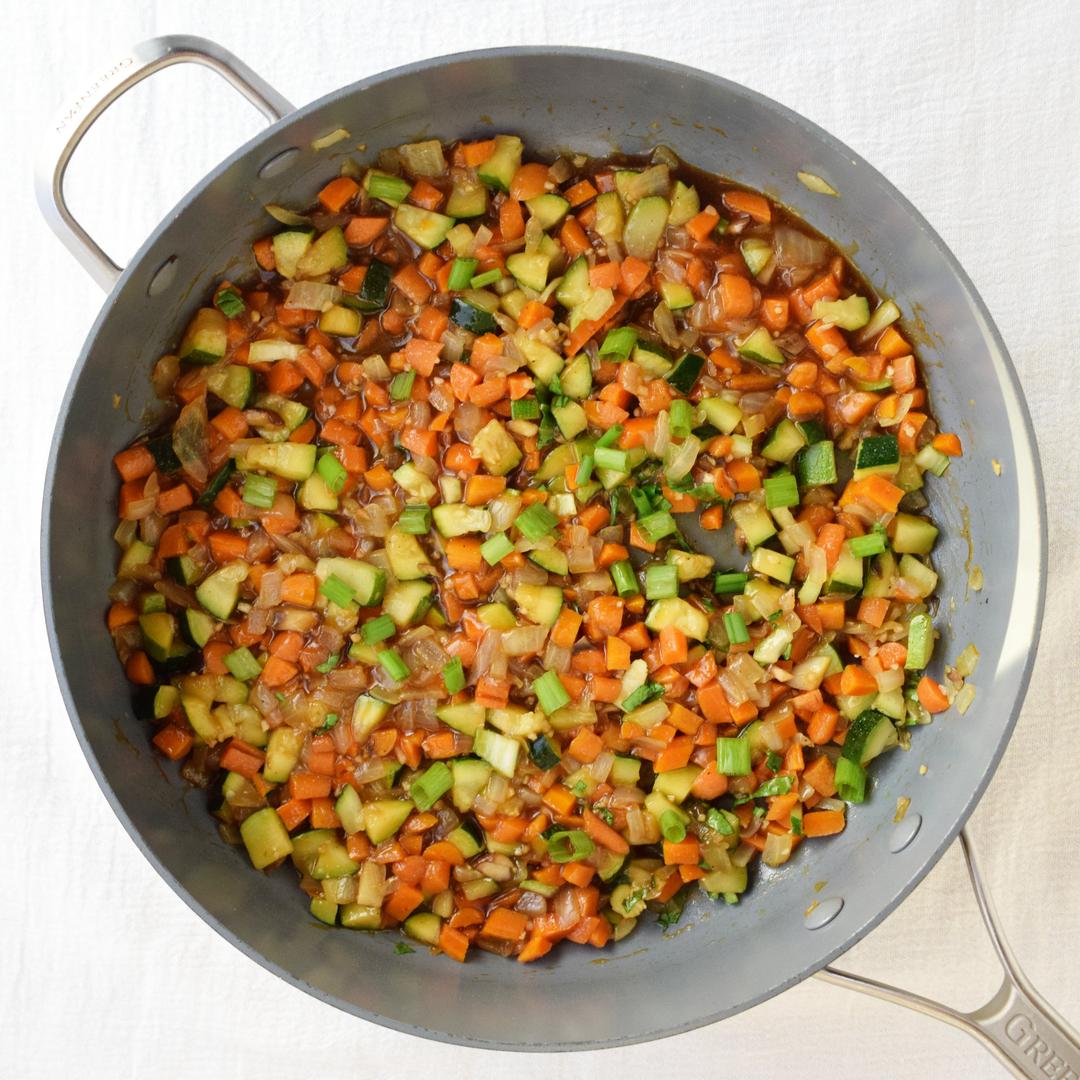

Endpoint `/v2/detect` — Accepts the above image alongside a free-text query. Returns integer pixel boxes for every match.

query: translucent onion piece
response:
[285,281,341,311]
[797,170,839,197]
[664,434,701,483]
[172,397,209,485]
[773,224,828,270]
[503,623,549,657]
[264,203,311,226]
[311,127,350,151]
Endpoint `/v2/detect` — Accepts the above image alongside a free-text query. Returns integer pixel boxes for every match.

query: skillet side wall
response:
[43,48,1044,1049]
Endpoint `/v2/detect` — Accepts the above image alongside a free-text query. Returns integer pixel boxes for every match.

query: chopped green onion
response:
[224,647,262,682]
[442,656,466,694]
[528,734,561,770]
[510,398,540,420]
[629,488,655,517]
[362,614,396,644]
[765,750,782,772]
[637,510,678,544]
[610,560,639,598]
[242,473,277,509]
[214,287,245,318]
[320,712,339,731]
[410,761,453,811]
[533,670,571,715]
[575,454,595,486]
[367,173,412,204]
[669,399,694,439]
[596,425,624,449]
[315,652,341,674]
[378,648,411,682]
[706,807,737,835]
[659,810,687,843]
[763,472,800,509]
[447,257,479,291]
[317,452,347,494]
[320,574,356,608]
[752,775,793,798]
[546,829,594,863]
[645,563,679,600]
[665,352,705,394]
[390,370,416,401]
[835,757,866,803]
[791,812,803,836]
[849,531,888,557]
[397,504,431,534]
[470,268,502,288]
[480,532,514,565]
[723,610,749,644]
[717,736,752,776]
[515,503,559,540]
[620,682,666,712]
[609,488,621,524]
[594,446,629,473]
[598,326,637,359]
[714,572,749,595]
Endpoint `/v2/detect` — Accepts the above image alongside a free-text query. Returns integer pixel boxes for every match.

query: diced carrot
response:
[344,216,389,246]
[933,432,963,456]
[662,836,701,865]
[685,206,721,243]
[403,337,443,377]
[509,163,550,202]
[318,176,360,213]
[384,882,424,922]
[482,906,529,941]
[152,725,192,761]
[807,705,840,745]
[917,675,951,713]
[802,810,846,837]
[722,189,772,223]
[802,756,837,797]
[113,445,155,482]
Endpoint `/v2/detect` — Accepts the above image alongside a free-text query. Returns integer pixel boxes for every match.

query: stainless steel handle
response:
[34,35,294,291]
[818,827,1080,1080]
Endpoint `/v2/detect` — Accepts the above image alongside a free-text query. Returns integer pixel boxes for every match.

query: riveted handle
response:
[818,828,1080,1079]
[35,35,294,291]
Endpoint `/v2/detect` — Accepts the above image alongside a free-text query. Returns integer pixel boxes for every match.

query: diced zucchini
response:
[315,557,386,606]
[206,364,254,409]
[363,799,414,844]
[560,353,593,400]
[263,727,303,783]
[352,694,392,742]
[291,830,359,880]
[761,419,807,464]
[340,903,382,930]
[271,229,314,279]
[437,701,487,737]
[898,554,938,597]
[813,295,870,331]
[751,547,795,585]
[622,196,669,260]
[178,307,228,365]
[295,227,348,279]
[153,685,180,720]
[195,563,248,621]
[473,728,520,778]
[738,327,784,366]
[446,822,484,858]
[841,708,898,765]
[740,238,773,277]
[470,420,522,476]
[394,204,455,249]
[393,462,438,502]
[514,584,564,626]
[552,400,588,439]
[506,252,550,292]
[667,180,700,226]
[827,542,864,594]
[383,580,435,627]
[240,807,294,869]
[906,611,935,670]
[796,440,838,487]
[450,757,493,812]
[477,602,517,630]
[659,280,694,310]
[854,434,900,479]
[319,304,362,337]
[644,597,709,640]
[697,397,743,434]
[433,503,492,536]
[593,191,624,247]
[526,193,569,230]
[404,912,442,945]
[555,256,591,310]
[138,611,176,662]
[180,608,215,649]
[891,513,939,555]
[477,134,523,193]
[667,550,715,582]
[445,176,488,218]
[515,334,565,385]
[731,502,777,548]
[386,528,434,580]
[298,472,338,512]
[652,766,701,804]
[243,441,316,480]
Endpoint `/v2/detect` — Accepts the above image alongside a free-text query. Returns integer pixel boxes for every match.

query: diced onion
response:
[311,127,350,151]
[264,203,311,226]
[797,170,839,197]
[285,281,341,311]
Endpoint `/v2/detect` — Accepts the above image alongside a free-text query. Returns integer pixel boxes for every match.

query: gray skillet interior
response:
[43,47,1045,1050]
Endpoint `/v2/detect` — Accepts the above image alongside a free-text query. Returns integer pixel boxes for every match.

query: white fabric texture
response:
[3,1,1078,1077]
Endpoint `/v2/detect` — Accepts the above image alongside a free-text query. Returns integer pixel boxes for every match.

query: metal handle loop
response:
[818,828,1080,1079]
[34,35,294,291]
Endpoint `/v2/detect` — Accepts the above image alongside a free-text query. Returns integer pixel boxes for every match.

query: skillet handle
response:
[34,35,294,291]
[817,827,1080,1079]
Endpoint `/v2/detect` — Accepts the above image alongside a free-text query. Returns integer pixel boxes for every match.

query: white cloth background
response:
[3,2,1078,1077]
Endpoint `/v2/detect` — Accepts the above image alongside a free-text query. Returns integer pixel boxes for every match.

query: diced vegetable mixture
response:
[107,134,964,961]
